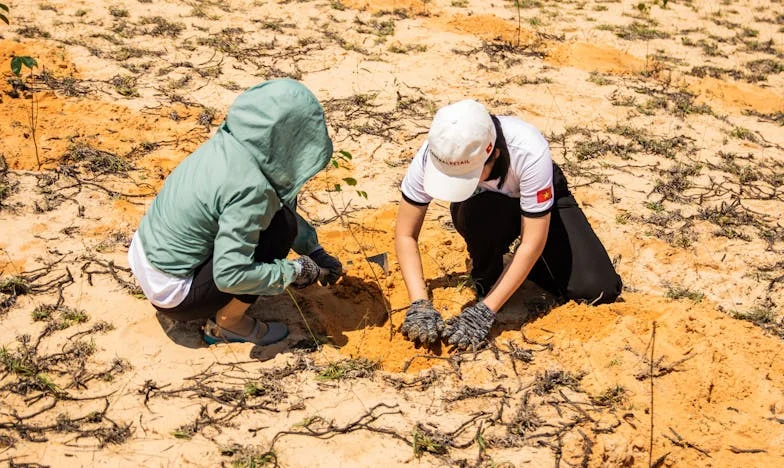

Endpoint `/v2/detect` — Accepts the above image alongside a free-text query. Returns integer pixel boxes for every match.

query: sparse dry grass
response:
[1,0,783,466]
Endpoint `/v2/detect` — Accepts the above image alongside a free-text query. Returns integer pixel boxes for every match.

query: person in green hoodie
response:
[127,79,343,346]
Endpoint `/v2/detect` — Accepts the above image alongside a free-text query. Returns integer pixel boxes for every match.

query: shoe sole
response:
[203,321,289,346]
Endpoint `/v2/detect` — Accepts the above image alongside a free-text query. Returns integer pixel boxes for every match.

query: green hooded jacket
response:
[136,79,333,295]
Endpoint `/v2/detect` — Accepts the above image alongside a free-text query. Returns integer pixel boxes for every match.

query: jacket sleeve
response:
[212,187,299,296]
[291,210,321,255]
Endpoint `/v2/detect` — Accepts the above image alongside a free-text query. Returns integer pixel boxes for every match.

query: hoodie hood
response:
[222,78,333,206]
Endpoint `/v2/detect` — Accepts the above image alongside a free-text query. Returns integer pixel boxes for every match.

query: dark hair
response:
[487,115,510,189]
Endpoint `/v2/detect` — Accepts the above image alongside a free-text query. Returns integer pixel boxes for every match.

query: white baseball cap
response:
[423,100,496,202]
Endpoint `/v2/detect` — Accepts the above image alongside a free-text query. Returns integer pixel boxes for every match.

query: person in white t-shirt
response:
[395,100,622,349]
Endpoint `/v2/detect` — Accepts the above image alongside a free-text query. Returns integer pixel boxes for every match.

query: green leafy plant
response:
[728,126,758,143]
[730,308,774,325]
[0,276,31,295]
[0,3,9,24]
[330,150,368,199]
[645,201,664,212]
[591,385,628,408]
[171,428,193,439]
[232,450,276,467]
[665,285,704,302]
[10,55,36,77]
[243,381,269,397]
[411,427,446,457]
[11,56,41,168]
[316,358,378,380]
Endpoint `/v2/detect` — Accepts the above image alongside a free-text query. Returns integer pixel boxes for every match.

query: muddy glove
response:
[292,256,321,289]
[308,247,343,285]
[442,302,495,350]
[400,299,445,345]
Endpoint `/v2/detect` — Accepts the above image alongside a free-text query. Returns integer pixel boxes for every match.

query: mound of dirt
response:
[547,42,647,75]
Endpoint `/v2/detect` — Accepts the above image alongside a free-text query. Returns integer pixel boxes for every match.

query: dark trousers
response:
[450,164,622,304]
[155,205,298,321]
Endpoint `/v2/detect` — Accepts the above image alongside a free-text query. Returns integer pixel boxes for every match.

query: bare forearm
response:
[395,199,430,303]
[483,244,542,311]
[483,214,550,312]
[395,235,429,301]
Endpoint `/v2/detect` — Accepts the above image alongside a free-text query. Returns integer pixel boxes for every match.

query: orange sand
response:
[547,42,647,75]
[689,76,784,114]
[2,0,783,466]
[432,13,537,45]
[1,40,208,173]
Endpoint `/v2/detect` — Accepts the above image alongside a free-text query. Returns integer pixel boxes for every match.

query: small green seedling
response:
[11,55,37,77]
[330,150,368,199]
[172,427,193,439]
[411,428,446,457]
[10,56,41,168]
[0,276,31,295]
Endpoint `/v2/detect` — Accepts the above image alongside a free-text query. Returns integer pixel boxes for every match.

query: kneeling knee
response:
[567,274,622,305]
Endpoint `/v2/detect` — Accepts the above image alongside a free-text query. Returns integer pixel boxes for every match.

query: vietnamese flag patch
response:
[536,186,553,203]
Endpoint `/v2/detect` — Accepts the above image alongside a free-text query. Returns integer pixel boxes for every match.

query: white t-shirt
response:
[401,116,554,216]
[128,231,192,308]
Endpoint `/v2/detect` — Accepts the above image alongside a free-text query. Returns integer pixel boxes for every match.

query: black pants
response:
[155,205,299,321]
[450,164,622,304]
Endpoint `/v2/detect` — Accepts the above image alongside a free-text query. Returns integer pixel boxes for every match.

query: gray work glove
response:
[400,299,445,345]
[442,302,495,350]
[308,247,343,285]
[292,256,321,289]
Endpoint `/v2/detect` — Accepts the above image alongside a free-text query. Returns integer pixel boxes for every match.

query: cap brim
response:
[423,154,482,202]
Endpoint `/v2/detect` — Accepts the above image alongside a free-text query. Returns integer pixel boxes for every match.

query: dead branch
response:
[663,427,711,458]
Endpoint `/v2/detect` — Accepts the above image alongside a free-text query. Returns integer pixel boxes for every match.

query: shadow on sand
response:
[154,270,559,359]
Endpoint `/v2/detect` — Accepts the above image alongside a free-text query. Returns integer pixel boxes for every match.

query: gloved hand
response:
[308,247,343,285]
[442,302,495,350]
[400,299,445,345]
[292,256,321,289]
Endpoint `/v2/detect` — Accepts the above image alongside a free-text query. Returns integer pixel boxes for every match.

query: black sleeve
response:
[520,206,553,218]
[402,191,430,207]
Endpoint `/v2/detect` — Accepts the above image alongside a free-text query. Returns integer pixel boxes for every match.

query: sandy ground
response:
[1,0,783,466]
